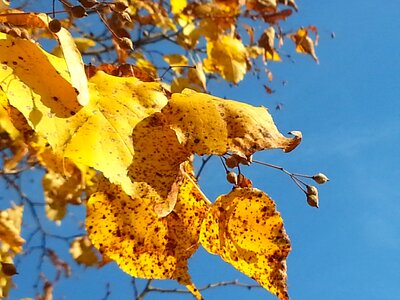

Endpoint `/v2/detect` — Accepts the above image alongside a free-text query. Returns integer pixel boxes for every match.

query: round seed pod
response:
[71,5,88,18]
[78,0,98,8]
[48,19,62,33]
[226,171,238,185]
[118,37,133,50]
[225,156,239,169]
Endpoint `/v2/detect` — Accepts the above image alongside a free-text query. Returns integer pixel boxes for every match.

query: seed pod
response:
[225,155,239,169]
[78,0,98,8]
[71,5,88,18]
[237,173,252,188]
[1,262,18,276]
[48,19,62,33]
[312,173,329,184]
[118,37,134,50]
[226,171,238,185]
[307,194,319,208]
[306,185,319,208]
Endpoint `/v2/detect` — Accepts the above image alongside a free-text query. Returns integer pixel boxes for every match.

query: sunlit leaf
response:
[203,35,248,84]
[70,236,100,267]
[290,28,318,63]
[86,169,208,299]
[163,89,301,157]
[1,12,90,106]
[200,188,290,300]
[0,205,24,253]
[0,36,168,194]
[163,54,189,74]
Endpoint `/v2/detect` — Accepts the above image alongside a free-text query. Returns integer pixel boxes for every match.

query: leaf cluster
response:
[0,1,327,299]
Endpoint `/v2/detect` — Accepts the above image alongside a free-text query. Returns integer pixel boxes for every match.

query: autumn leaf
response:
[163,54,189,74]
[0,12,89,105]
[203,35,248,84]
[128,113,190,216]
[70,236,100,267]
[0,35,168,194]
[200,188,290,300]
[258,27,281,61]
[163,89,301,157]
[0,205,25,253]
[290,28,319,63]
[86,169,208,299]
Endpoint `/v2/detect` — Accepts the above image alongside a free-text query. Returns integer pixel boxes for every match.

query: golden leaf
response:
[69,236,100,267]
[200,188,290,300]
[43,170,83,221]
[163,89,301,157]
[290,28,319,63]
[171,0,187,14]
[163,54,189,74]
[86,170,208,299]
[128,113,190,216]
[0,12,90,106]
[0,91,20,140]
[203,35,248,84]
[0,205,25,253]
[0,36,168,194]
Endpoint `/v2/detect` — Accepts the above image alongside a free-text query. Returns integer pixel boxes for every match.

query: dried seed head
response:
[312,173,329,184]
[226,171,238,185]
[48,19,62,33]
[225,155,239,169]
[306,185,319,208]
[71,5,88,18]
[1,262,18,276]
[237,173,252,188]
[118,37,133,50]
[78,0,98,8]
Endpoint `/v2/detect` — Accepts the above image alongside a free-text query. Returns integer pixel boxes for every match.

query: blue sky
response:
[3,0,400,300]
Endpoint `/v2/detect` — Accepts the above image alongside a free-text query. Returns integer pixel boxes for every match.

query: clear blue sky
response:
[4,1,400,300]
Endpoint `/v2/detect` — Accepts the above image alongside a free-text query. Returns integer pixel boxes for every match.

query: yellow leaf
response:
[188,61,207,92]
[0,205,25,253]
[0,35,168,194]
[163,54,189,74]
[0,12,89,105]
[0,91,20,140]
[171,0,187,14]
[200,188,290,300]
[203,35,248,84]
[69,236,100,267]
[43,170,83,221]
[86,170,208,299]
[135,58,158,79]
[290,28,319,63]
[171,77,204,93]
[128,113,190,216]
[0,1,9,11]
[176,23,200,49]
[163,89,301,157]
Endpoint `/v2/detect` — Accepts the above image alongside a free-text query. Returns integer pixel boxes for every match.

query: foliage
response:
[0,1,327,299]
